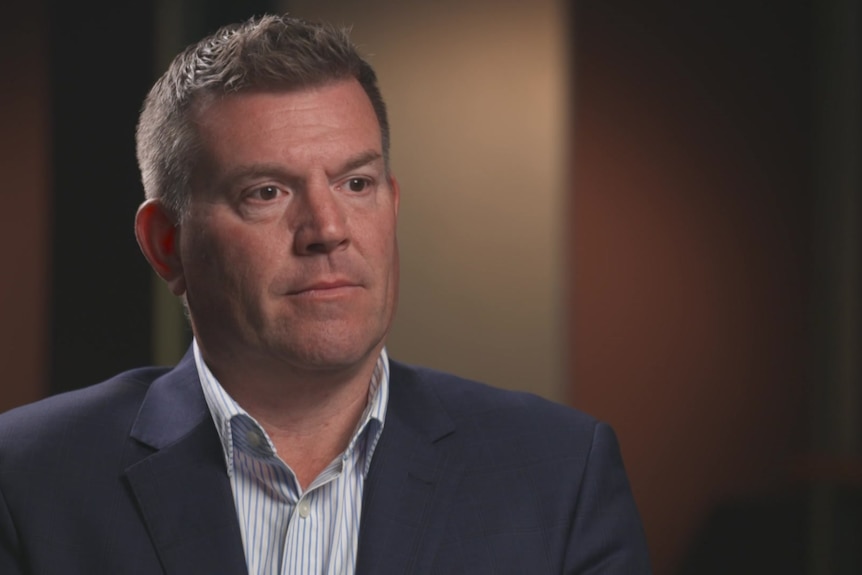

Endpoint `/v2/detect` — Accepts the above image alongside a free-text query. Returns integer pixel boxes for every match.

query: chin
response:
[276,333,385,373]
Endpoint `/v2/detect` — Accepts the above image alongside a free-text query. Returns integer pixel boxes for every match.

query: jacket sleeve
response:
[565,422,652,574]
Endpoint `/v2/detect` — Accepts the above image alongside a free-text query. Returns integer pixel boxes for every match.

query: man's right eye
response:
[248,186,281,201]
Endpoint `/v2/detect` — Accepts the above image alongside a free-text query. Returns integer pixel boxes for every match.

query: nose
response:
[292,181,349,255]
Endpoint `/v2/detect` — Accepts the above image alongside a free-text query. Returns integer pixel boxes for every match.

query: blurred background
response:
[2,0,859,573]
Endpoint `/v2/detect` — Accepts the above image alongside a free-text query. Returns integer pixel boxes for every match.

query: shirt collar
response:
[194,339,389,478]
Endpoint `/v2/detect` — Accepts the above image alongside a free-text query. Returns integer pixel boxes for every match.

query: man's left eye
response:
[345,178,370,192]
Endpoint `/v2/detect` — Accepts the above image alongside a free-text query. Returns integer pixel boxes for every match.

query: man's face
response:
[176,80,399,377]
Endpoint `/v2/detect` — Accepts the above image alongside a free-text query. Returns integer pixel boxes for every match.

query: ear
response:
[135,199,186,296]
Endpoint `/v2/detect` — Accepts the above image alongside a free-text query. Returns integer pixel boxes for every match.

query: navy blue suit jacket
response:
[0,352,650,573]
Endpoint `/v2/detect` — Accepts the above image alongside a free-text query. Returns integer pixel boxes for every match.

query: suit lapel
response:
[124,351,248,575]
[356,361,462,575]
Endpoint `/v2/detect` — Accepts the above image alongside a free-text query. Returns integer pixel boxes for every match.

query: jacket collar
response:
[125,348,248,574]
[129,347,207,449]
[357,360,462,575]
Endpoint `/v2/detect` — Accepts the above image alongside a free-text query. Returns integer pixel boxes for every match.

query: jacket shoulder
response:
[0,366,170,454]
[391,360,597,419]
[388,360,601,447]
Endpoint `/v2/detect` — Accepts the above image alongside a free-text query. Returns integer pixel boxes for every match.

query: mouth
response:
[287,279,361,298]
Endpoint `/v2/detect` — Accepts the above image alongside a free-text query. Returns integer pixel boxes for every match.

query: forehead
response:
[191,80,382,170]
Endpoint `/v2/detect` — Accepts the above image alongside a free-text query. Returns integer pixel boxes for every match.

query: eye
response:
[248,185,282,201]
[344,177,371,193]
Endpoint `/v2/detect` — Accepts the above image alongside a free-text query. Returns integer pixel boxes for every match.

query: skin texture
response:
[135,80,400,482]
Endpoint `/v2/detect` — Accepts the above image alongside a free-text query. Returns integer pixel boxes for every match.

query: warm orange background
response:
[571,4,813,572]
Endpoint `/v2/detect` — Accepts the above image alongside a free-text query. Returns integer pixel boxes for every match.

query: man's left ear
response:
[134,199,186,296]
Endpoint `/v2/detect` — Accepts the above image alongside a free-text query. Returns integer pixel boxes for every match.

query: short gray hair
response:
[136,14,390,220]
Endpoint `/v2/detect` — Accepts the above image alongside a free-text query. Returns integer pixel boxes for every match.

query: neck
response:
[201,345,382,489]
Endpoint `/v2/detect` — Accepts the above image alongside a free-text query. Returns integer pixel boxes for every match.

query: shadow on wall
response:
[572,0,860,573]
[678,484,862,575]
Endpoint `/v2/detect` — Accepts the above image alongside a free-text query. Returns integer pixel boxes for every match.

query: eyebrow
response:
[217,164,298,192]
[335,150,384,175]
[217,150,385,191]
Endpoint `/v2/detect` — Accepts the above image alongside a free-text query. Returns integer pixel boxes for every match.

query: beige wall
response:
[285,0,567,401]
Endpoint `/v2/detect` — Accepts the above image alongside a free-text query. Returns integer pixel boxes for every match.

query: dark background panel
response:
[47,0,274,393]
[49,2,157,393]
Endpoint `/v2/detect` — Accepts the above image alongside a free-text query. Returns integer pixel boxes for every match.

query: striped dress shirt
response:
[194,341,389,575]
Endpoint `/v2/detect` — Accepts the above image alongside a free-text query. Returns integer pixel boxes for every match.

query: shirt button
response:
[244,428,260,447]
[298,499,311,519]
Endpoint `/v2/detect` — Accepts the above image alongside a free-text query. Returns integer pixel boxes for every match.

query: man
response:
[0,14,650,574]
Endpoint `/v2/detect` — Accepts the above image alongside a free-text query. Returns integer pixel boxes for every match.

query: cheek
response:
[183,230,257,296]
[366,227,397,274]
[389,245,400,306]
[381,237,400,305]
[389,239,399,280]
